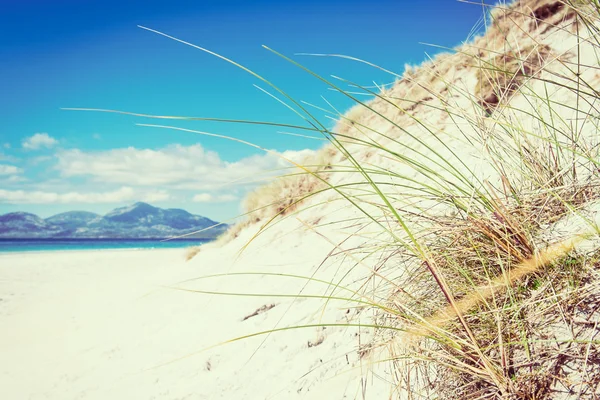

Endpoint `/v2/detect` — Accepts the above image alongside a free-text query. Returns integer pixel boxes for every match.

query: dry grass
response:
[337,1,600,397]
[475,44,553,115]
[369,192,600,398]
[242,144,338,223]
[216,137,339,244]
[411,251,600,399]
[184,246,202,261]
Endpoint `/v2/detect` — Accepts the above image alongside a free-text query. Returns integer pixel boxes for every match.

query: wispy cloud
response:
[3,142,312,216]
[0,153,19,163]
[0,187,170,204]
[192,193,238,203]
[30,156,53,165]
[141,190,171,203]
[2,176,26,183]
[56,144,314,190]
[22,133,59,150]
[0,164,23,175]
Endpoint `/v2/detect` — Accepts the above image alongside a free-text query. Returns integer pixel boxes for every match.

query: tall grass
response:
[75,0,600,397]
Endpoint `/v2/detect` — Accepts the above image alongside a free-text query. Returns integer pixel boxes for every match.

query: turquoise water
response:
[0,238,210,253]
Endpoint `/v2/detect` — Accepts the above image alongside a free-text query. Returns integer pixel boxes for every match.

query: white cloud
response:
[30,156,52,165]
[2,143,314,212]
[92,133,101,140]
[0,187,170,205]
[6,175,26,183]
[141,190,171,203]
[0,153,18,162]
[3,143,10,149]
[0,164,22,175]
[22,133,58,150]
[56,144,315,191]
[192,193,212,203]
[192,193,237,203]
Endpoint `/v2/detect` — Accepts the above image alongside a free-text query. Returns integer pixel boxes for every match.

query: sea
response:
[0,238,211,253]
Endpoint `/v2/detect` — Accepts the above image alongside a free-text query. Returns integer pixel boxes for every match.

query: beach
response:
[0,220,389,399]
[2,1,600,397]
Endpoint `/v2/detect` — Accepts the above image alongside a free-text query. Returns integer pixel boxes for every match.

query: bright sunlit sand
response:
[0,220,391,399]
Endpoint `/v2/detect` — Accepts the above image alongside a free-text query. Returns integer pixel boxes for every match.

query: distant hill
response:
[45,211,101,230]
[0,212,63,238]
[0,203,227,239]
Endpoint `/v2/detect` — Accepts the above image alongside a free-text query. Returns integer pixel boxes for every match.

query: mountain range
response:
[0,202,227,239]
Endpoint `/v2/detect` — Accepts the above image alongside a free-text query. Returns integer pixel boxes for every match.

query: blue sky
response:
[0,0,487,221]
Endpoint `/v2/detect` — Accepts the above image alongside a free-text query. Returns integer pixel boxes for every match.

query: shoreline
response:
[0,238,210,255]
[0,246,192,256]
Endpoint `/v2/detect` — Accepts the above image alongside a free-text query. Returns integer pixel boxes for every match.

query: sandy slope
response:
[0,217,390,399]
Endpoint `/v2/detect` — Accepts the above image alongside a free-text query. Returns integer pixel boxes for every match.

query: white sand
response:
[3,206,600,399]
[0,220,390,399]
